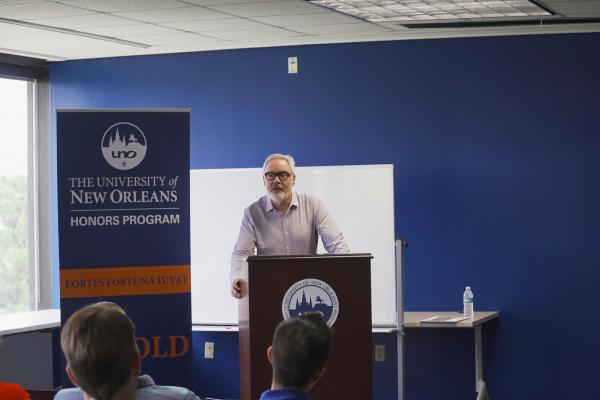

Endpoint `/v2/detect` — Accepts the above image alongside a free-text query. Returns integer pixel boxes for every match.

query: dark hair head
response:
[60,302,137,400]
[271,312,332,389]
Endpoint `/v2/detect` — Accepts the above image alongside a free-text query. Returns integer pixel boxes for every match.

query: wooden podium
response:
[239,254,373,400]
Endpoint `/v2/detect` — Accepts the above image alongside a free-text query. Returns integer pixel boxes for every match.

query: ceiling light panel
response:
[308,0,551,23]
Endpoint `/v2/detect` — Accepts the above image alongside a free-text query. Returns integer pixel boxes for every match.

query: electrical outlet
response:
[374,344,385,362]
[204,342,214,359]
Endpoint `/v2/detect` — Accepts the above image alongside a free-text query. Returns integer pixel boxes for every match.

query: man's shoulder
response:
[54,387,83,400]
[294,192,319,202]
[137,378,199,400]
[259,388,311,400]
[53,378,199,400]
[293,192,323,208]
[249,195,268,206]
[245,195,269,213]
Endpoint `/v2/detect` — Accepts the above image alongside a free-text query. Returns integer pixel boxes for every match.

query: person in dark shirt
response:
[259,313,332,400]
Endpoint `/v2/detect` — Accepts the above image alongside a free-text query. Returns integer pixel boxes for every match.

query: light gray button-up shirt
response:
[230,192,350,280]
[54,375,200,400]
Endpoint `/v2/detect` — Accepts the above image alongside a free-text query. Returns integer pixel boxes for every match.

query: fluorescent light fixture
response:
[0,46,66,62]
[308,0,552,23]
[0,17,150,49]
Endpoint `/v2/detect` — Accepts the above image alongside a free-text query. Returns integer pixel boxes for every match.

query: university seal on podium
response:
[282,278,339,327]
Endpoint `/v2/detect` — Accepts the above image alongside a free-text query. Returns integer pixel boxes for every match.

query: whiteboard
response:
[190,164,396,326]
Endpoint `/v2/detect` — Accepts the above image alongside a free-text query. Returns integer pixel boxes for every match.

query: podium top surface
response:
[247,253,373,261]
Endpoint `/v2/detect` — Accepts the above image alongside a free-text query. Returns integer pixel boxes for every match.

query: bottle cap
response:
[466,286,471,289]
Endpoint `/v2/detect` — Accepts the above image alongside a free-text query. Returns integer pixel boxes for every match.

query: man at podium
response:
[230,153,350,298]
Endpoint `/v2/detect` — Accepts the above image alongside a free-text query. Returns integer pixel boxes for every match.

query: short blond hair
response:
[263,153,296,173]
[60,302,137,400]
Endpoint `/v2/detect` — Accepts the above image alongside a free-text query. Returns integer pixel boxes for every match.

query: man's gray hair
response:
[263,153,296,173]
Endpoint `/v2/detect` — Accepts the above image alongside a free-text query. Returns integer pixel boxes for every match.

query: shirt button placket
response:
[283,218,289,253]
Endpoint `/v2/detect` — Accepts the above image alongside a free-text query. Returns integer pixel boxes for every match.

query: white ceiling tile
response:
[27,13,136,29]
[1,0,599,60]
[119,31,222,45]
[289,22,393,35]
[203,25,305,39]
[0,2,92,19]
[80,23,183,36]
[206,0,327,17]
[0,20,148,59]
[57,0,190,13]
[0,0,41,5]
[161,17,268,31]
[544,1,600,16]
[251,11,360,26]
[113,6,233,23]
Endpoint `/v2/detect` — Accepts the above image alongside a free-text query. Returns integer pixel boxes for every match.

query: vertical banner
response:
[57,110,191,387]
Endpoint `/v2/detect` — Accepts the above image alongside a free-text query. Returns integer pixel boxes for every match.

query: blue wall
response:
[191,331,398,400]
[51,32,600,399]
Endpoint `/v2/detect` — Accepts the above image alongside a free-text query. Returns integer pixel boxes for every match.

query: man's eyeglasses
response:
[264,172,294,181]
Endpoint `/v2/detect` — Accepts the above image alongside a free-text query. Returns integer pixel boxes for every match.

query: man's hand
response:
[230,278,247,299]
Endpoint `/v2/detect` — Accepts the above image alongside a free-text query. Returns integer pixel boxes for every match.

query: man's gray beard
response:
[268,190,290,204]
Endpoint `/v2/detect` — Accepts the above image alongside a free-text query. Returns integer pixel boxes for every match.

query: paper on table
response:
[420,315,469,324]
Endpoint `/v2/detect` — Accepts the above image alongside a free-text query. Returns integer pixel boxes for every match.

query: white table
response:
[0,309,61,335]
[403,311,500,400]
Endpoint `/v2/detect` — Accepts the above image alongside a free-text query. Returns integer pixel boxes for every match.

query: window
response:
[0,73,50,316]
[0,78,33,314]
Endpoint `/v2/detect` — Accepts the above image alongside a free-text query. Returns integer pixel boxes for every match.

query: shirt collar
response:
[259,388,310,400]
[137,374,155,388]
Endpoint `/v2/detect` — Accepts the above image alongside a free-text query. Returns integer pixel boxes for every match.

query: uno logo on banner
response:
[101,122,147,170]
[282,279,339,327]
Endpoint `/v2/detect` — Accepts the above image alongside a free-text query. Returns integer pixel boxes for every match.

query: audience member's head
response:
[267,312,332,392]
[60,302,140,400]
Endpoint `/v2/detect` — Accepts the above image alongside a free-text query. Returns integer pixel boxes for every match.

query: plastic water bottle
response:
[463,286,474,318]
